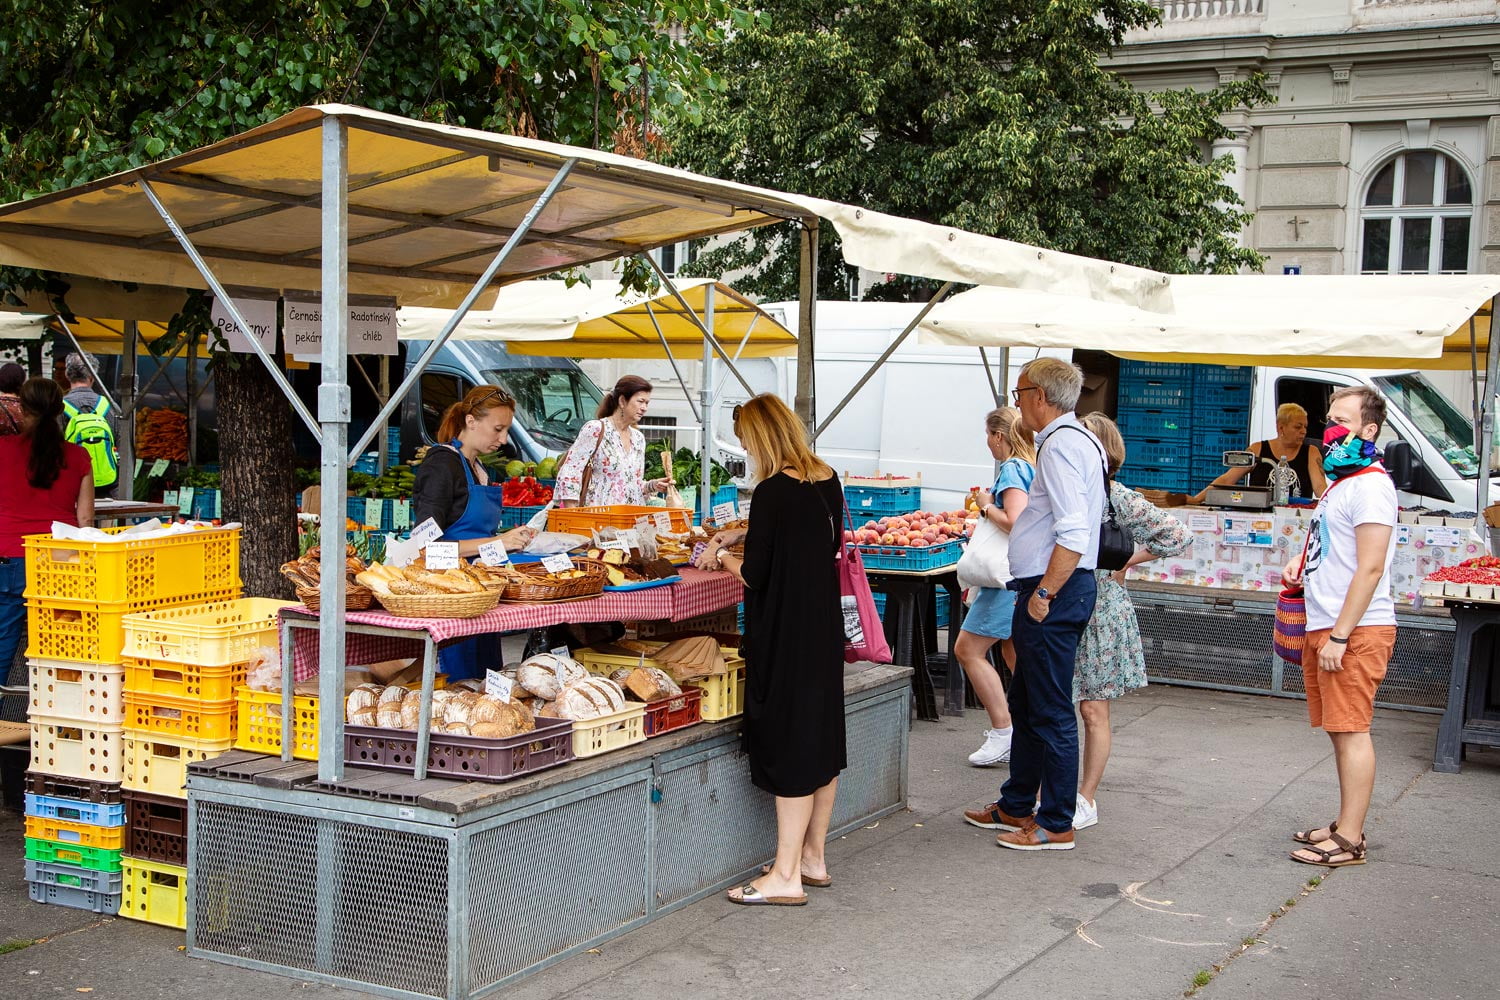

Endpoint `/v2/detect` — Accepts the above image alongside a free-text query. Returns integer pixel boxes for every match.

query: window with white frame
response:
[1359,151,1473,274]
[652,240,698,276]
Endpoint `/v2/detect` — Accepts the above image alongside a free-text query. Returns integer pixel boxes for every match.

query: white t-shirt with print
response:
[1302,468,1398,631]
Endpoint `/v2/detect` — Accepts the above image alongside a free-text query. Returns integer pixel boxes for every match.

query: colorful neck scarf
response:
[1322,424,1378,480]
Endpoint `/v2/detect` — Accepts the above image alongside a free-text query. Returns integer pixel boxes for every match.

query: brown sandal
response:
[1292,820,1337,845]
[1290,831,1366,868]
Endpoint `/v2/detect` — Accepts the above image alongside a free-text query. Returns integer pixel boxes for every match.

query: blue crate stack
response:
[1115,361,1252,494]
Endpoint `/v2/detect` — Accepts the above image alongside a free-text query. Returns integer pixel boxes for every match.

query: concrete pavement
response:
[3,684,1496,999]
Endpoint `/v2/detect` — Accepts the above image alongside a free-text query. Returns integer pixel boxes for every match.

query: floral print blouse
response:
[555,418,648,506]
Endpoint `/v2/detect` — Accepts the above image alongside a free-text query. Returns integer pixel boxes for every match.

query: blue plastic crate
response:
[1118,376,1191,409]
[1193,382,1252,410]
[844,483,922,517]
[386,425,401,464]
[870,588,949,627]
[857,538,962,572]
[1199,427,1251,456]
[189,488,221,521]
[25,793,125,827]
[1119,360,1196,381]
[25,859,124,895]
[691,484,741,525]
[1128,439,1193,468]
[352,453,380,476]
[1192,364,1253,387]
[500,503,548,528]
[1117,408,1192,440]
[1117,464,1191,493]
[27,878,121,914]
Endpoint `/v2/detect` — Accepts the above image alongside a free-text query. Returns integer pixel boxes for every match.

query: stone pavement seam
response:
[1186,872,1334,997]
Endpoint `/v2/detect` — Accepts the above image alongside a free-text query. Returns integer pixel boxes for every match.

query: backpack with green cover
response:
[63,398,118,488]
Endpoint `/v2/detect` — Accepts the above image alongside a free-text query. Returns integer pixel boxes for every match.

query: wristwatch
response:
[1035,586,1055,602]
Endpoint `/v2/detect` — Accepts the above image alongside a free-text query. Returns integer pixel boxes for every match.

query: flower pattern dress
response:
[1073,482,1191,703]
[555,418,648,506]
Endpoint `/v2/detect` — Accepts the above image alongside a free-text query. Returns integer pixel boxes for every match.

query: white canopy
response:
[919,274,1500,370]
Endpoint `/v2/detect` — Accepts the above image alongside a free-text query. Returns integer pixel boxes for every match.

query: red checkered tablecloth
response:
[283,568,743,679]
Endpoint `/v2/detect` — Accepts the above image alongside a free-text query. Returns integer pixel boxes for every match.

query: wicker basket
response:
[375,587,503,618]
[500,559,608,603]
[295,584,373,612]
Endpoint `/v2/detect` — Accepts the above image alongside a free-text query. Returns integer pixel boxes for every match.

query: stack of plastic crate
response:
[116,596,288,930]
[22,526,243,915]
[1115,361,1195,493]
[1190,366,1254,487]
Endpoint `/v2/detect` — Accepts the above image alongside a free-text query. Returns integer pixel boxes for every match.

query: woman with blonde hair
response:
[956,406,1036,767]
[1191,402,1325,503]
[696,393,844,906]
[1071,413,1190,831]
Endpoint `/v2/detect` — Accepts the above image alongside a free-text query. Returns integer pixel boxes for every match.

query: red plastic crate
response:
[124,790,188,867]
[640,687,703,738]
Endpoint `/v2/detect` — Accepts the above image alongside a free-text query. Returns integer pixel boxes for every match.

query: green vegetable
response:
[646,446,733,491]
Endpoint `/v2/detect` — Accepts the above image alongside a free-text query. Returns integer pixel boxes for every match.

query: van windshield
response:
[485,368,603,452]
[1372,372,1480,478]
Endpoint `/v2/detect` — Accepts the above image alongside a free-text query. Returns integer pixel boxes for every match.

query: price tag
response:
[653,511,673,533]
[617,529,640,549]
[550,645,571,659]
[739,500,750,522]
[1395,525,1412,546]
[548,646,572,687]
[599,538,631,553]
[393,500,411,530]
[1425,526,1463,547]
[541,553,575,574]
[424,541,460,569]
[134,459,143,477]
[364,498,383,528]
[712,500,738,523]
[150,459,169,477]
[178,486,195,512]
[1187,513,1218,532]
[484,670,514,702]
[477,540,510,566]
[410,517,443,547]
[214,492,222,518]
[163,490,179,509]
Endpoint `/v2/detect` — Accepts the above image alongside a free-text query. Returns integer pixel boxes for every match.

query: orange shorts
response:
[1302,626,1396,733]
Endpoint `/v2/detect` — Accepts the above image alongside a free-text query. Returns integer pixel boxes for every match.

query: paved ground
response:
[3,683,1496,999]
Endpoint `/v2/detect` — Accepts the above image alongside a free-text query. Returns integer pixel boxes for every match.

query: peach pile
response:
[843,510,970,548]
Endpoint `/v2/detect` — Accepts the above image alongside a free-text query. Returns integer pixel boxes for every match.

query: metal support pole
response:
[814,281,956,440]
[347,158,580,461]
[1477,295,1500,514]
[379,354,392,472]
[796,221,818,435]
[118,321,138,501]
[186,329,198,465]
[137,178,323,442]
[640,255,754,395]
[978,348,1003,407]
[317,117,352,782]
[642,301,701,423]
[701,285,716,516]
[713,312,761,400]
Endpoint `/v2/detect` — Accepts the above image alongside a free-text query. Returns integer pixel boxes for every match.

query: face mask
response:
[1323,422,1378,479]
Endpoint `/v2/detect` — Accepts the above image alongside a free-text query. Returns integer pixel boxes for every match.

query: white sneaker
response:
[1074,794,1099,831]
[968,728,1012,766]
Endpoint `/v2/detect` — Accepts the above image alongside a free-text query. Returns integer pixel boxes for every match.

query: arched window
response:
[1359,151,1473,274]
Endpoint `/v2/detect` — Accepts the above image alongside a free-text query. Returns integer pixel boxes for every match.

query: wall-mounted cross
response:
[1287,216,1310,241]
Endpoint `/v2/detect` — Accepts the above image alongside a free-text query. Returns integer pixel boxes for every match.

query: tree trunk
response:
[217,357,298,599]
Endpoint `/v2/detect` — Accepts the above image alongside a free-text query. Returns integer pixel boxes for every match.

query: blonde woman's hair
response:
[733,393,833,484]
[1275,402,1308,428]
[986,406,1036,465]
[1079,412,1126,476]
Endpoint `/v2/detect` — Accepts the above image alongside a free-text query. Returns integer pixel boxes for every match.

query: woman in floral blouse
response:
[556,374,671,507]
[1071,413,1192,833]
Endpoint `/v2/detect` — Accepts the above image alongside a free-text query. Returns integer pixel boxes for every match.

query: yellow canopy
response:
[921,274,1500,370]
[396,278,795,359]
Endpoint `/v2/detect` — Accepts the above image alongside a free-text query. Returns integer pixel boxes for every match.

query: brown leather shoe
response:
[996,824,1075,851]
[963,802,1035,832]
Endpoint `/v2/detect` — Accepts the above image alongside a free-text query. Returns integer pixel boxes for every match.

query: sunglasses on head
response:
[470,387,514,411]
[732,403,743,423]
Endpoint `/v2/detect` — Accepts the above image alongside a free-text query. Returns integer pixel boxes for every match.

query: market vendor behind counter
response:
[1190,403,1326,505]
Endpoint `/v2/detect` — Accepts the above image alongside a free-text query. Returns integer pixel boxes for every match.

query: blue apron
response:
[436,442,506,680]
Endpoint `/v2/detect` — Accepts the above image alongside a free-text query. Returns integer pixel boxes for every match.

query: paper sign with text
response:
[653,511,674,533]
[541,553,575,574]
[485,670,515,702]
[712,501,738,523]
[210,295,278,355]
[410,518,443,547]
[150,459,169,478]
[477,541,510,566]
[424,541,460,570]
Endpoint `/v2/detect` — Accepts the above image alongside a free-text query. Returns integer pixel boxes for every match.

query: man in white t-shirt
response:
[1282,386,1397,869]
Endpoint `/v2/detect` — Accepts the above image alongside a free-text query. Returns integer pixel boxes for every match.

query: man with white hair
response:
[61,351,118,498]
[964,358,1105,851]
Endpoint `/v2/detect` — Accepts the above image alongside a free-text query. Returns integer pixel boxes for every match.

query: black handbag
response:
[1052,424,1134,573]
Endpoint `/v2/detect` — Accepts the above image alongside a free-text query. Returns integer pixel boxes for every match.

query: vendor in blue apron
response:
[412,385,538,680]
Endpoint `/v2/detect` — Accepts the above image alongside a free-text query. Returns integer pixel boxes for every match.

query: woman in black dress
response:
[696,393,845,907]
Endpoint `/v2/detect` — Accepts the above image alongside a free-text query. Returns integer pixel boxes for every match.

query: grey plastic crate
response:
[27,877,122,914]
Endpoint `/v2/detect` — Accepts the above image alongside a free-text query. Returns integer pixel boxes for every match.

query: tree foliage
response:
[670,0,1270,300]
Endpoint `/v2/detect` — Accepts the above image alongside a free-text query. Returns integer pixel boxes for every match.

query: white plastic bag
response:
[956,515,1012,591]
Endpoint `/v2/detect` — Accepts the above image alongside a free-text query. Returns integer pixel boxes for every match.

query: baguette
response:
[355,570,392,595]
[414,571,482,595]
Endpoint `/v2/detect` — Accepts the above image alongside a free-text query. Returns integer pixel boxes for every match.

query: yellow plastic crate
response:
[122,733,233,797]
[124,656,247,702]
[30,717,126,783]
[123,691,236,742]
[27,600,135,665]
[570,703,647,759]
[235,687,320,761]
[24,815,126,851]
[121,598,294,667]
[119,856,188,930]
[687,664,746,721]
[547,504,691,535]
[24,526,241,608]
[29,658,126,724]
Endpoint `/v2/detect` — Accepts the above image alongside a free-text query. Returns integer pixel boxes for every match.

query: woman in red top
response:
[0,378,93,672]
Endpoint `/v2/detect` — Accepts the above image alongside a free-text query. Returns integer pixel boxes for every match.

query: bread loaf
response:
[442,721,472,736]
[378,684,407,706]
[469,696,506,724]
[624,666,681,703]
[516,653,587,700]
[376,706,404,729]
[448,677,484,692]
[551,676,627,720]
[345,683,384,718]
[609,668,633,685]
[349,706,379,727]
